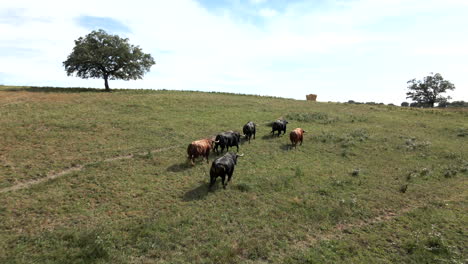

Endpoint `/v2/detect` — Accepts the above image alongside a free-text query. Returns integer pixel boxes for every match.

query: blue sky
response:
[0,0,467,103]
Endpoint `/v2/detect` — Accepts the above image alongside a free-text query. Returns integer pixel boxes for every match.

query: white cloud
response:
[259,8,278,18]
[0,0,467,103]
[250,0,268,5]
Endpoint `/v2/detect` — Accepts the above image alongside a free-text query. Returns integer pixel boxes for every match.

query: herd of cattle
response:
[187,120,306,190]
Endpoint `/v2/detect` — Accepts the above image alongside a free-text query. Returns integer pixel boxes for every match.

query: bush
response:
[405,138,431,150]
[285,112,338,124]
[351,169,360,176]
[447,101,468,107]
[401,102,409,107]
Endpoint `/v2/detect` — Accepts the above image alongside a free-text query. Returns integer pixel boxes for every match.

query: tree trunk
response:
[104,76,110,92]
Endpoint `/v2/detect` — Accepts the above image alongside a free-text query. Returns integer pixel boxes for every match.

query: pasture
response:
[0,85,466,263]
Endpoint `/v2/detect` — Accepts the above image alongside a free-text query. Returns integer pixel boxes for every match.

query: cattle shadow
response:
[261,134,275,140]
[280,144,292,151]
[261,133,284,140]
[166,162,192,172]
[183,181,221,201]
[239,137,249,145]
[240,136,260,145]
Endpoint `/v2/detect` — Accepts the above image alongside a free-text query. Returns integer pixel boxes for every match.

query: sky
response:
[0,0,467,103]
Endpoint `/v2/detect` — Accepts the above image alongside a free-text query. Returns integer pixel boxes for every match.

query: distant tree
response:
[437,99,448,108]
[401,102,409,107]
[406,73,455,108]
[448,101,468,108]
[63,29,155,91]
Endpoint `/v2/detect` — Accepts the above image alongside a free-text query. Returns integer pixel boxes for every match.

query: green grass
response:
[0,85,467,263]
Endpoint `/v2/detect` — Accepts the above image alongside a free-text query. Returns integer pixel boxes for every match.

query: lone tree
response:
[406,73,455,108]
[63,29,155,91]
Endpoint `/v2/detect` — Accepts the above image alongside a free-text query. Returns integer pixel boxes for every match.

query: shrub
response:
[399,184,408,193]
[285,112,338,124]
[405,138,431,151]
[456,128,468,137]
[351,169,360,176]
[235,183,252,192]
[447,100,468,107]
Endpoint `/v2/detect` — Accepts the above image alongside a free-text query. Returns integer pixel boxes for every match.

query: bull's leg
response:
[209,175,216,189]
[227,169,234,183]
[300,139,303,146]
[236,144,239,152]
[221,175,226,189]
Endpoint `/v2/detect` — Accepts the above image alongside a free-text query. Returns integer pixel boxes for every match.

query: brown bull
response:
[187,138,216,165]
[290,128,306,149]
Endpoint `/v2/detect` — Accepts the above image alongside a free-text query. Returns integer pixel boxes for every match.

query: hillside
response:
[0,85,467,263]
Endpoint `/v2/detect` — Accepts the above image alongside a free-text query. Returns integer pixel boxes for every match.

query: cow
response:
[209,152,243,189]
[187,138,216,165]
[271,119,288,137]
[242,121,256,143]
[213,131,241,154]
[290,128,306,149]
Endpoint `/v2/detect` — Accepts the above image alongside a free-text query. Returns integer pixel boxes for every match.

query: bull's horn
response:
[237,153,244,157]
[214,140,220,143]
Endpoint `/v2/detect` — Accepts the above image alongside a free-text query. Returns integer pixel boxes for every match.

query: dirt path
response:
[0,146,179,193]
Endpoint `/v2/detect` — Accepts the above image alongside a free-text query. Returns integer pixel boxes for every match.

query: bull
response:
[242,121,256,143]
[271,119,288,137]
[209,152,244,189]
[187,138,217,165]
[214,131,241,154]
[290,128,306,149]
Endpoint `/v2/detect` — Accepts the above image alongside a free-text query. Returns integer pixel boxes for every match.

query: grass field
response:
[0,85,467,263]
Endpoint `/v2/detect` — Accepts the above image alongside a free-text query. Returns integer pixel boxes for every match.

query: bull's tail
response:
[211,163,227,175]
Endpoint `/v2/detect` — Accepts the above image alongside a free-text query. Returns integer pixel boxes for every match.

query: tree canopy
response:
[63,29,155,91]
[406,73,455,108]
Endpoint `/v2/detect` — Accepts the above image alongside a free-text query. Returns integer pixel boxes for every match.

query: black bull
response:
[210,152,243,189]
[271,120,288,136]
[214,131,241,154]
[243,121,256,143]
